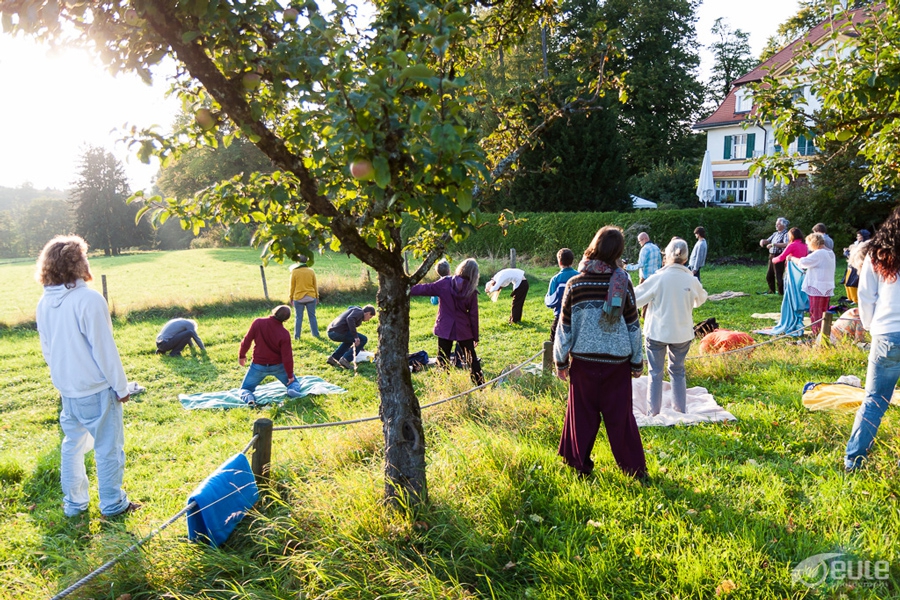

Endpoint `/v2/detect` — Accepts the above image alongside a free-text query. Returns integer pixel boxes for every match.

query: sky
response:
[0,0,800,193]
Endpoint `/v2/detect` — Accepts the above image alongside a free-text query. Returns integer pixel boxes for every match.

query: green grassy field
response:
[1,248,898,599]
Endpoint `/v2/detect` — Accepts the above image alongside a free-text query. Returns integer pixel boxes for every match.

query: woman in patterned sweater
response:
[553,226,646,478]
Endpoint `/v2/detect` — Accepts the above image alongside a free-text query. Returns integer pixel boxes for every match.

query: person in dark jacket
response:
[156,318,205,356]
[326,305,376,369]
[410,258,484,385]
[238,305,301,406]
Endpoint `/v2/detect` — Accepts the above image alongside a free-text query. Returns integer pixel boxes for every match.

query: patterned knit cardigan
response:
[552,271,644,370]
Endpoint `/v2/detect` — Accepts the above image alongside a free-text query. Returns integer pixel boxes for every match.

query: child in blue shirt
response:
[544,248,578,344]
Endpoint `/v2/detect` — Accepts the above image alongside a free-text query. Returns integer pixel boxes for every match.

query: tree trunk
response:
[376,268,427,505]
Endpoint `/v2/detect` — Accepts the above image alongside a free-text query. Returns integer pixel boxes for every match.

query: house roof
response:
[693,4,881,131]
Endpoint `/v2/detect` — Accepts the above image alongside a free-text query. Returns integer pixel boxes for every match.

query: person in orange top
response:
[289,255,319,339]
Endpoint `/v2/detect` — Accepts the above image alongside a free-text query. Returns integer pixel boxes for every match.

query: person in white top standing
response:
[634,238,708,415]
[788,233,836,338]
[485,267,529,323]
[35,236,139,518]
[845,208,900,470]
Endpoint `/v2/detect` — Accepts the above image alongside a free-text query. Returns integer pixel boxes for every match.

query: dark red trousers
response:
[559,358,647,477]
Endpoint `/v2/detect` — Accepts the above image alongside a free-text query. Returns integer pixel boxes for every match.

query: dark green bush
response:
[449,207,767,262]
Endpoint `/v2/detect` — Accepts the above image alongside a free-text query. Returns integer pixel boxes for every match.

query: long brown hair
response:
[455,258,479,297]
[35,235,92,287]
[869,207,900,283]
[584,226,625,267]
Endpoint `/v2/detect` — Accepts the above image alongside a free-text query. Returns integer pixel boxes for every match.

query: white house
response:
[693,6,875,206]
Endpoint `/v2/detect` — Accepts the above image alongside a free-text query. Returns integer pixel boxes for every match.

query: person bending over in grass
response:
[156,318,206,357]
[554,226,646,479]
[845,207,900,471]
[410,258,485,385]
[238,305,302,406]
[326,305,376,369]
[485,267,529,323]
[35,235,140,518]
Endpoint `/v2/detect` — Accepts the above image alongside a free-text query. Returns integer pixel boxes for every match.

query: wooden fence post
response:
[510,248,516,268]
[542,340,553,376]
[101,274,108,303]
[818,312,833,346]
[259,265,269,301]
[251,418,273,486]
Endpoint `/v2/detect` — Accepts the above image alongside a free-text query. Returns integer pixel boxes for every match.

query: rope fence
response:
[49,308,862,598]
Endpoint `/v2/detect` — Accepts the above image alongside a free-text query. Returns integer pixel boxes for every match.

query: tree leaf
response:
[373,156,391,189]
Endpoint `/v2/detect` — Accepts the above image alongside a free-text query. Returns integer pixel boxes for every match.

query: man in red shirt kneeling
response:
[238,305,302,406]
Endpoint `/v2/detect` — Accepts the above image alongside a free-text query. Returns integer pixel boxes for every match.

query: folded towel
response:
[187,453,258,547]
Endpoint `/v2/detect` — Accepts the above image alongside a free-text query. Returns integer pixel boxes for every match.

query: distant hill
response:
[0,185,68,212]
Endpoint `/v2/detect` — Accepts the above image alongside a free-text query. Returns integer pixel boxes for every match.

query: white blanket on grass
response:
[631,375,736,427]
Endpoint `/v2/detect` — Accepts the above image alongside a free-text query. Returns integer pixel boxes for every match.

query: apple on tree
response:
[350,159,374,180]
[242,72,261,90]
[194,108,216,131]
[283,7,299,22]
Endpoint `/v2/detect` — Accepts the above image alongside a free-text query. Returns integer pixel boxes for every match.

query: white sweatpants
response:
[59,388,130,516]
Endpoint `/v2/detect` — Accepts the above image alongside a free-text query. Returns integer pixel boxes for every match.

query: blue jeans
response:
[845,332,900,468]
[293,299,319,339]
[59,388,131,517]
[240,363,301,401]
[646,338,692,416]
[328,330,367,361]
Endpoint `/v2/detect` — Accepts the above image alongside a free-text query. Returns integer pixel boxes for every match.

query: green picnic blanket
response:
[179,377,346,410]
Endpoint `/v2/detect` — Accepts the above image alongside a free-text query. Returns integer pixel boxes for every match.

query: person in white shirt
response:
[35,236,139,518]
[485,267,529,323]
[788,233,836,338]
[634,238,708,415]
[845,209,900,470]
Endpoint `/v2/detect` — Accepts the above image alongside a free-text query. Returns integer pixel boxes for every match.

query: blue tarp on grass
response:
[179,377,346,410]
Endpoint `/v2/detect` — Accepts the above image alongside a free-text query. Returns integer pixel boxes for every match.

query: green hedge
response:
[448,207,768,263]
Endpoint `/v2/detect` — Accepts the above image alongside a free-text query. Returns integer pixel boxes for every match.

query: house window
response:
[715,179,748,204]
[735,89,753,113]
[796,134,816,156]
[723,133,756,160]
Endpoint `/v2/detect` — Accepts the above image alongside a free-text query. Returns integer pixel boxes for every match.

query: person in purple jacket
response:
[410,258,484,385]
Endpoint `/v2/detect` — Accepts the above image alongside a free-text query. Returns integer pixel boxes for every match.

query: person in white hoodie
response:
[35,236,138,518]
[634,238,708,416]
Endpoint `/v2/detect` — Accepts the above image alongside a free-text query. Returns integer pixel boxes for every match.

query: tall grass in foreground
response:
[1,251,898,598]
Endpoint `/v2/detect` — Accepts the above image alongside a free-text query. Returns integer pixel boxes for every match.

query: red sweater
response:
[239,316,293,377]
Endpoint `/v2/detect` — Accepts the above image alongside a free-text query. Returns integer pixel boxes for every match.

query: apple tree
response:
[0,0,618,505]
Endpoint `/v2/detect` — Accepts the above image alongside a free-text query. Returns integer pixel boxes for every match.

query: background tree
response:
[486,108,630,212]
[0,211,18,258]
[707,18,756,104]
[600,0,707,174]
[0,0,620,504]
[20,198,73,256]
[628,158,702,209]
[70,146,150,256]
